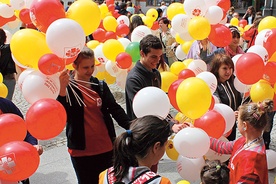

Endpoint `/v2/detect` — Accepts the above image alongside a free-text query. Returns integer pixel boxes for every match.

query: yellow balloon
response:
[87,40,100,50]
[96,71,105,80]
[177,180,190,184]
[176,77,211,119]
[238,26,244,36]
[258,16,276,32]
[10,29,51,69]
[146,8,158,22]
[160,71,178,93]
[14,10,20,18]
[175,33,185,44]
[102,39,124,61]
[0,83,8,98]
[142,16,154,28]
[167,3,185,21]
[182,40,193,54]
[170,61,186,75]
[244,24,252,31]
[175,112,194,124]
[0,0,9,3]
[66,0,101,36]
[0,73,3,83]
[230,17,239,26]
[183,58,193,67]
[99,3,109,19]
[165,139,179,161]
[103,16,118,32]
[188,17,211,40]
[103,71,116,84]
[65,63,74,70]
[139,14,145,19]
[250,80,274,102]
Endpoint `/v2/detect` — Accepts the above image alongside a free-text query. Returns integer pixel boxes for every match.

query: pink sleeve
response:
[210,137,235,154]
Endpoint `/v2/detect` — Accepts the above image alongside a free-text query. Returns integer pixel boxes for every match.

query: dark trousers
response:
[263,111,275,149]
[163,54,169,66]
[227,123,237,141]
[71,150,113,184]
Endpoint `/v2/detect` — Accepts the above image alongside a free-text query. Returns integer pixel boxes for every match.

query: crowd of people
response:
[0,1,275,184]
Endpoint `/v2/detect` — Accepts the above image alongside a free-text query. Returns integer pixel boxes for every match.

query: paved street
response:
[11,83,276,184]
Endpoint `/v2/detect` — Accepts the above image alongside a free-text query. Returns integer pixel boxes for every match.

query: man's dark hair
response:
[139,35,162,55]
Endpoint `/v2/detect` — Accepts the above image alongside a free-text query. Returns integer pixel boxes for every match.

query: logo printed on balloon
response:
[44,77,59,95]
[65,46,81,58]
[264,30,272,42]
[0,154,16,174]
[29,10,37,26]
[192,8,201,16]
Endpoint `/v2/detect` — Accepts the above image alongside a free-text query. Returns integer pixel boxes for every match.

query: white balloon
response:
[17,68,35,90]
[24,0,35,8]
[197,71,217,94]
[173,127,210,158]
[95,63,106,72]
[204,0,217,7]
[170,28,177,38]
[94,44,108,64]
[254,29,271,46]
[116,70,128,89]
[266,149,276,170]
[187,59,207,75]
[204,136,231,162]
[220,15,228,24]
[116,15,130,26]
[7,18,21,29]
[105,60,122,77]
[0,4,14,18]
[118,38,131,50]
[133,87,170,119]
[247,45,269,63]
[205,6,223,25]
[213,103,235,134]
[184,0,208,17]
[176,155,204,182]
[10,0,25,10]
[46,18,86,58]
[22,71,60,104]
[131,25,152,42]
[175,45,186,60]
[171,14,190,34]
[179,31,194,42]
[234,77,251,93]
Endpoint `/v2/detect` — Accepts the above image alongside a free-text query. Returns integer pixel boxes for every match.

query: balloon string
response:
[73,78,98,86]
[65,88,72,106]
[68,83,86,107]
[69,80,96,101]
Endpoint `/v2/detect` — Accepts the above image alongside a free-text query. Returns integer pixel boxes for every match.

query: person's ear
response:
[72,63,77,70]
[152,142,161,154]
[140,50,145,57]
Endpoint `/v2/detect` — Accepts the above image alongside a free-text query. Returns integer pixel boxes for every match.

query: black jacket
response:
[57,77,130,150]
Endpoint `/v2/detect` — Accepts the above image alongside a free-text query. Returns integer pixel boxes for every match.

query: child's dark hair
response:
[229,25,240,38]
[0,28,7,45]
[73,46,95,66]
[140,34,162,55]
[112,115,171,182]
[239,99,273,130]
[200,159,230,184]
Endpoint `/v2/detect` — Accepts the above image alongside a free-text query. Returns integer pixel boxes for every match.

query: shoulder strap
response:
[159,33,166,48]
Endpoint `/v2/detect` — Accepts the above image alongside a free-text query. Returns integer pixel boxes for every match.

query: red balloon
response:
[151,21,159,30]
[264,61,276,84]
[26,99,66,140]
[239,19,247,28]
[116,24,130,37]
[105,31,117,40]
[112,10,120,19]
[273,94,276,111]
[236,53,265,85]
[0,141,39,181]
[19,8,32,24]
[30,0,65,32]
[217,0,230,12]
[194,110,226,138]
[263,28,276,58]
[106,0,114,6]
[38,54,65,75]
[62,55,78,65]
[209,96,215,110]
[108,4,115,12]
[0,114,27,147]
[168,79,183,112]
[178,69,195,80]
[0,15,16,27]
[208,24,232,47]
[92,28,106,42]
[116,52,132,69]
